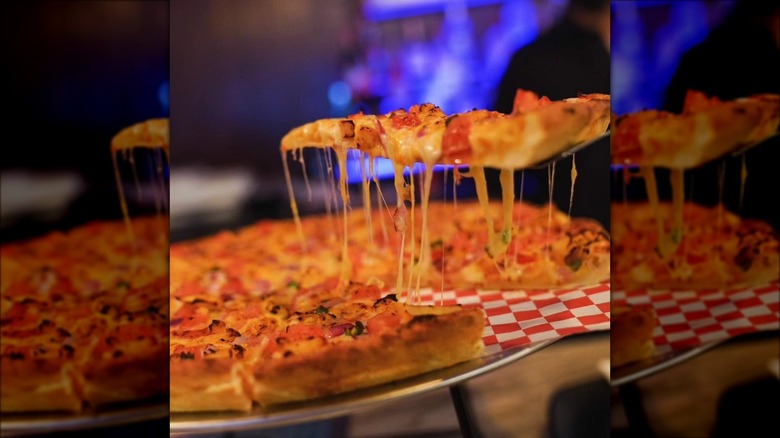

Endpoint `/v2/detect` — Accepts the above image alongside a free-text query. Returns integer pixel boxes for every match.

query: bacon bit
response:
[328,323,353,337]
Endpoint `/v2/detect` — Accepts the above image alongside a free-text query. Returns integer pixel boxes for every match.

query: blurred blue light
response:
[157,81,170,113]
[328,81,352,108]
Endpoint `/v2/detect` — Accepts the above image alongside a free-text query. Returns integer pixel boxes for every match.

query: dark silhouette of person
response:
[490,0,611,229]
[664,3,780,232]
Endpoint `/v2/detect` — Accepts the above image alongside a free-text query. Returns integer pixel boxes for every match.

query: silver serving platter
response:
[610,341,726,387]
[170,339,559,435]
[0,400,168,437]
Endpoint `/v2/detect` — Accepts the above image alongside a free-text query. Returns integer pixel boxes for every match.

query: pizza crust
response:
[250,308,485,406]
[169,359,254,412]
[110,118,169,151]
[0,359,83,412]
[611,305,656,368]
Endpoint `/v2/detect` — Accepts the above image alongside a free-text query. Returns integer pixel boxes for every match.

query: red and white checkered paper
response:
[412,281,611,356]
[613,280,780,356]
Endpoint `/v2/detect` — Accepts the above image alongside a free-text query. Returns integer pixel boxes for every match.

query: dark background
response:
[169,0,610,240]
[1,0,169,242]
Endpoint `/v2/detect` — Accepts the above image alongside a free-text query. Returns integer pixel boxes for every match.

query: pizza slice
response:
[612,91,779,168]
[281,90,610,169]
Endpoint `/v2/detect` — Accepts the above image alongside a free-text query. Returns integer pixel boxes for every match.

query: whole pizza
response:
[1,119,170,412]
[169,90,612,411]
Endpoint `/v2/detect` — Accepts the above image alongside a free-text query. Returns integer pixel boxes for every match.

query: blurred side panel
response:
[0,1,170,435]
[611,1,779,437]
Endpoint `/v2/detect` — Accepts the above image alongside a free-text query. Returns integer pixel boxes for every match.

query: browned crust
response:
[169,358,253,412]
[611,305,656,368]
[110,118,169,151]
[79,348,169,405]
[470,101,598,169]
[614,98,771,168]
[0,359,83,412]
[250,308,485,406]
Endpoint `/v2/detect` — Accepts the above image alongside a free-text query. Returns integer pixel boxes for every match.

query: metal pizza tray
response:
[169,338,558,435]
[0,399,168,437]
[610,330,780,387]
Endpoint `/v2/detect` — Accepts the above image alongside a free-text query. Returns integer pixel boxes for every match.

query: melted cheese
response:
[371,158,390,245]
[670,168,685,255]
[112,150,135,247]
[499,168,515,264]
[299,150,312,202]
[282,151,305,246]
[740,153,748,209]
[405,170,417,295]
[469,167,506,277]
[359,152,374,245]
[568,154,577,217]
[335,148,353,286]
[413,164,435,302]
[545,162,557,261]
[393,163,407,295]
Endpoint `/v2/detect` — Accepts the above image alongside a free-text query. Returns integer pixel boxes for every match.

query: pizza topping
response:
[343,321,364,337]
[366,312,403,335]
[180,352,195,360]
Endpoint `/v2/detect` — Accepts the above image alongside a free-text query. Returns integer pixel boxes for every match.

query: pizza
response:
[169,199,608,411]
[611,202,779,291]
[169,90,611,412]
[1,119,170,413]
[612,91,779,168]
[612,91,778,258]
[280,90,610,289]
[0,217,169,412]
[611,304,657,368]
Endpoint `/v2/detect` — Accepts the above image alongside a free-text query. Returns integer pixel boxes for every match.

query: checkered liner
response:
[613,280,780,356]
[412,281,611,356]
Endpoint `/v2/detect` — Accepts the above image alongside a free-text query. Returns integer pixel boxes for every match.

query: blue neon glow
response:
[157,81,170,113]
[327,81,352,108]
[611,1,732,114]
